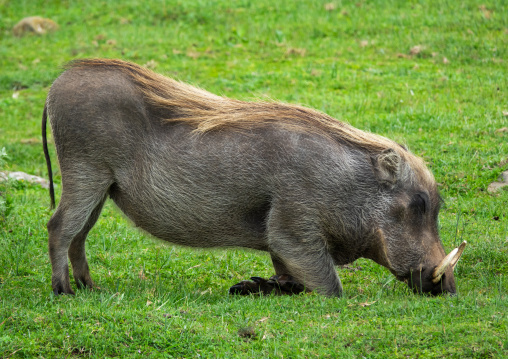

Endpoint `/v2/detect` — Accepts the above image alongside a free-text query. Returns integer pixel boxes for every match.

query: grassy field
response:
[1,0,507,357]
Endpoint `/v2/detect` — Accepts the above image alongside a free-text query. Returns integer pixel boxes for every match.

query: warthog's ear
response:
[371,148,401,186]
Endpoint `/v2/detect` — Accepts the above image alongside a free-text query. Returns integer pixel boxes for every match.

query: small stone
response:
[501,170,508,183]
[13,16,58,37]
[1,171,51,189]
[487,181,508,193]
[487,169,508,193]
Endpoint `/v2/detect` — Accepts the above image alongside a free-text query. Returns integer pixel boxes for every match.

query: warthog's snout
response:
[405,241,467,295]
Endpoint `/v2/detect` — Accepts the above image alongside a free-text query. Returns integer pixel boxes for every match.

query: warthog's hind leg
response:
[68,196,107,290]
[48,179,110,295]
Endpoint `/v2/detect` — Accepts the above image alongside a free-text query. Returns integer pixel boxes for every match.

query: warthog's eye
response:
[410,193,427,215]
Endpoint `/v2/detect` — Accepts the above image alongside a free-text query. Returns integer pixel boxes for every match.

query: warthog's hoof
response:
[229,274,308,296]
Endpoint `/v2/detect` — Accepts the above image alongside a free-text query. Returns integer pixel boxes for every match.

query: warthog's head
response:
[366,149,466,296]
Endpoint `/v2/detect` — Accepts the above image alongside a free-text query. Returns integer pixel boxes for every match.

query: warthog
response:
[43,59,466,296]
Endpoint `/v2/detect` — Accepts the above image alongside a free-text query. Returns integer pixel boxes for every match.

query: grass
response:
[1,0,507,357]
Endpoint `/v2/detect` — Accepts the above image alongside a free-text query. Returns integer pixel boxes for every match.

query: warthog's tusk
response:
[432,243,462,284]
[432,241,467,284]
[450,241,467,269]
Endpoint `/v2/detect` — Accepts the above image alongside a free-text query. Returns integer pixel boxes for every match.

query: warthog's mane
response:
[65,58,432,183]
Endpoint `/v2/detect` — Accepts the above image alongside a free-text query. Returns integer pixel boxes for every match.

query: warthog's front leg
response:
[228,254,308,296]
[229,274,307,295]
[268,242,343,296]
[265,206,344,297]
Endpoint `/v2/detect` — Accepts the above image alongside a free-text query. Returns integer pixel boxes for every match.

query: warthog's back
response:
[46,61,356,250]
[46,59,394,250]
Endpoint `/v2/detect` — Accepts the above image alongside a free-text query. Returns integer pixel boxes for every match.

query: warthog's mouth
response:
[398,241,467,295]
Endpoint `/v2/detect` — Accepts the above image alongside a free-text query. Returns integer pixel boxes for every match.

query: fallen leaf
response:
[310,69,322,77]
[359,301,376,307]
[324,3,336,11]
[410,45,423,56]
[186,50,200,59]
[495,127,508,133]
[479,5,492,19]
[443,57,450,64]
[360,40,368,47]
[20,138,40,144]
[502,111,508,117]
[286,47,306,57]
[143,60,157,69]
[172,49,182,55]
[138,268,146,280]
[186,264,201,271]
[257,317,269,323]
[146,300,153,306]
[200,288,211,295]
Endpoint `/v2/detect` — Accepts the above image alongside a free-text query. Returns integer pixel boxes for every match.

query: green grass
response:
[1,0,507,357]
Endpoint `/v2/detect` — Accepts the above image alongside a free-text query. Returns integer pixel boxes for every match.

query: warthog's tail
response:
[42,104,55,209]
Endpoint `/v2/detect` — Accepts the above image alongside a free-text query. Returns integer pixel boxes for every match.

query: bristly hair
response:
[65,58,434,183]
